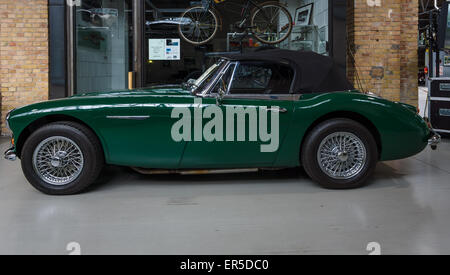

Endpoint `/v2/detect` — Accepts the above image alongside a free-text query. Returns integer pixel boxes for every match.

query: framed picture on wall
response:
[295,3,313,26]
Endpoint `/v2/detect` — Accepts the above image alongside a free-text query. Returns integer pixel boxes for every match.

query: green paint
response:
[7,87,430,169]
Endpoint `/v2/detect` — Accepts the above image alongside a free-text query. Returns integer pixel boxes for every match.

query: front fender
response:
[7,101,110,160]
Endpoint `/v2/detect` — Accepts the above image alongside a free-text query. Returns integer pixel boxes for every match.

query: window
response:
[65,0,332,96]
[143,0,329,87]
[229,62,294,95]
[74,0,133,94]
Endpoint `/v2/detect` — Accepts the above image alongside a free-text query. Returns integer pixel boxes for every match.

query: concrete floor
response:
[1,136,450,255]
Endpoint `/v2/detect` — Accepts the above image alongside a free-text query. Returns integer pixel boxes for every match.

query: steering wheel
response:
[252,79,265,88]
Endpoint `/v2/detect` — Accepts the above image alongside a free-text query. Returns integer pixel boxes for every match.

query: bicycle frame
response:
[206,0,273,29]
[178,0,291,45]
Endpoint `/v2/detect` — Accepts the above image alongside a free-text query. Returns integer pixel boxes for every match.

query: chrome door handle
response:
[266,108,288,113]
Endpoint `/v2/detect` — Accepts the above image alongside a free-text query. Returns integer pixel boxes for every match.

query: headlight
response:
[5,109,14,131]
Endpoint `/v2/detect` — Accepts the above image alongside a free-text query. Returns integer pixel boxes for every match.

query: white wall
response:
[284,0,329,40]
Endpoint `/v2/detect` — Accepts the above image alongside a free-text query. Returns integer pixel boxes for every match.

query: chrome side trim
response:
[223,94,301,101]
[106,116,150,120]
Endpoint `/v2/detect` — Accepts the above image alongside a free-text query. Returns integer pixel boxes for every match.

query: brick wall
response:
[347,0,419,106]
[0,0,49,135]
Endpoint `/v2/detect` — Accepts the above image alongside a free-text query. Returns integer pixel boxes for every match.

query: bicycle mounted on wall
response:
[146,0,293,46]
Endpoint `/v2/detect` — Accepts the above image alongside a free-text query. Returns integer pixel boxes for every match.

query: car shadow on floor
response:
[87,162,411,194]
[89,166,307,188]
[364,162,411,189]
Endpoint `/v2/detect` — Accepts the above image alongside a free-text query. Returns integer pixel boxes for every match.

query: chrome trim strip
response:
[106,116,150,120]
[430,97,450,102]
[223,94,301,101]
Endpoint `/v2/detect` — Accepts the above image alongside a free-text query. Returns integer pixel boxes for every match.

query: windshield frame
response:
[193,59,229,96]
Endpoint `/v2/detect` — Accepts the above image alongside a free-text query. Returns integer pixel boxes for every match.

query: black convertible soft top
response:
[226,49,354,94]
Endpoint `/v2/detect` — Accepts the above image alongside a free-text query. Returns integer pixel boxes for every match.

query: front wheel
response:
[178,6,219,45]
[301,118,378,189]
[21,122,104,195]
[251,2,293,45]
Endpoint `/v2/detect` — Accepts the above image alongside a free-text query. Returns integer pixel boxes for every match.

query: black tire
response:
[21,122,104,195]
[301,118,378,189]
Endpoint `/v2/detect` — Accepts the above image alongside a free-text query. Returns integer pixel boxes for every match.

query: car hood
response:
[10,86,191,115]
[72,85,190,98]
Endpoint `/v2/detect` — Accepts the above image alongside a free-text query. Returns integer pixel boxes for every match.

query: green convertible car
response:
[4,50,441,195]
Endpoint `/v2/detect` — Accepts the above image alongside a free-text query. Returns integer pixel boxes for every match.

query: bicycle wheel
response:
[251,2,293,45]
[178,6,219,45]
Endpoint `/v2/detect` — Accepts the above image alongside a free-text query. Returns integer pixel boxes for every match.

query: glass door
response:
[73,0,133,94]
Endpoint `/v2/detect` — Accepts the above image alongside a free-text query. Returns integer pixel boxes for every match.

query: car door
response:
[180,61,296,168]
[95,94,191,169]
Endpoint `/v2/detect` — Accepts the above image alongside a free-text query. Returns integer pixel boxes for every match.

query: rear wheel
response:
[21,122,104,195]
[251,2,293,44]
[178,6,219,45]
[301,118,378,189]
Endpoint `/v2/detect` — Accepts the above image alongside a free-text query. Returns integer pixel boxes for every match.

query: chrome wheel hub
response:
[317,132,367,180]
[337,151,349,162]
[50,151,68,167]
[32,136,84,186]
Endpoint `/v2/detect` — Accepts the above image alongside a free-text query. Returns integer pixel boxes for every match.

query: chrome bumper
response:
[4,147,17,161]
[428,132,441,150]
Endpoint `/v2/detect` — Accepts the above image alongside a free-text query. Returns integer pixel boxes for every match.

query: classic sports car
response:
[4,49,441,195]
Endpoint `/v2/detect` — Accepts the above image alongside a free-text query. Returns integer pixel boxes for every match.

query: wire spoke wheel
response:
[32,136,84,186]
[251,4,292,44]
[317,132,367,180]
[179,6,219,45]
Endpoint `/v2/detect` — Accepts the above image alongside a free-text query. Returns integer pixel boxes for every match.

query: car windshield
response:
[187,60,226,95]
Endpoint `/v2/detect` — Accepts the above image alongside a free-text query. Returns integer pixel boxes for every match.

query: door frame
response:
[65,0,145,96]
[133,0,145,89]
